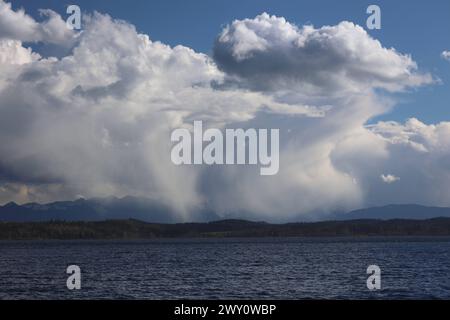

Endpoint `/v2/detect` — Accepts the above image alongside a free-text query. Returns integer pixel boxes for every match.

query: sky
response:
[0,0,450,222]
[10,0,450,124]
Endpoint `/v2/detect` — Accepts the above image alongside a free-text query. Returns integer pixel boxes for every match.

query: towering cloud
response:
[0,3,446,221]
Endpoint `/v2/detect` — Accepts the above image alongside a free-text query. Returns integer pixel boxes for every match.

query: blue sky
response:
[11,0,450,124]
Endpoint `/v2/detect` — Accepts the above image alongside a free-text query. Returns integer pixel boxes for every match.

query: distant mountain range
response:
[0,196,217,223]
[1,198,450,223]
[338,204,450,220]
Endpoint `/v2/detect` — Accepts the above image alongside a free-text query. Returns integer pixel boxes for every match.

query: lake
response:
[1,237,450,299]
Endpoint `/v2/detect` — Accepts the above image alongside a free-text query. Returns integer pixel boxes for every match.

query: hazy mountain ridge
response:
[339,204,450,220]
[1,198,450,223]
[0,197,181,223]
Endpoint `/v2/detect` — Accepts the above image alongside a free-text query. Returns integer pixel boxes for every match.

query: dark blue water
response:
[1,237,450,299]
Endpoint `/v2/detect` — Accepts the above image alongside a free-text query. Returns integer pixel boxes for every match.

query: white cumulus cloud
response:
[381,174,400,184]
[0,6,445,222]
[213,13,432,94]
[0,0,75,45]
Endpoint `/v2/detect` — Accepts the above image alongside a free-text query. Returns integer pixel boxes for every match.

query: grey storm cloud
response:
[0,3,447,222]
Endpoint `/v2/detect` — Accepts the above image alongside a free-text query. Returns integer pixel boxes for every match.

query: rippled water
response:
[1,237,450,299]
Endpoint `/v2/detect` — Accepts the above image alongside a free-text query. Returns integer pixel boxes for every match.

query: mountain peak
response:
[3,201,19,208]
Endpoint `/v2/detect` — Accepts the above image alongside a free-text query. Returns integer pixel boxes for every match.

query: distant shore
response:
[1,218,450,240]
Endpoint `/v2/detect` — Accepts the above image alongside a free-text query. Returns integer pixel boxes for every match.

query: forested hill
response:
[1,218,450,240]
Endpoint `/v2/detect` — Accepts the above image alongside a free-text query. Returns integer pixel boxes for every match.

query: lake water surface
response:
[1,237,450,299]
